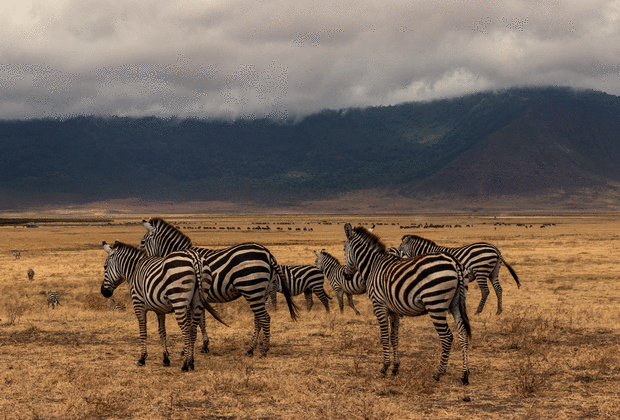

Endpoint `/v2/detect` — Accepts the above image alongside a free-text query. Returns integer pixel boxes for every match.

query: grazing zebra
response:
[343,223,471,384]
[268,265,331,312]
[108,298,126,311]
[101,240,226,371]
[139,217,299,357]
[13,250,20,259]
[313,249,365,316]
[47,291,60,308]
[398,235,520,315]
[27,269,35,281]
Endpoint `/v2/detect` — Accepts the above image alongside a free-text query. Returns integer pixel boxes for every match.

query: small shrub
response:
[5,302,27,325]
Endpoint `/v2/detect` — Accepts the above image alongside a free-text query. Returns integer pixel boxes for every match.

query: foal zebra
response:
[268,265,331,312]
[47,291,60,308]
[101,241,226,371]
[344,224,471,384]
[398,235,520,315]
[139,217,299,357]
[313,249,366,316]
[13,250,20,259]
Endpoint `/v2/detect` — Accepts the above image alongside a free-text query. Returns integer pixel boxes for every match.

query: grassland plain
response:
[1,213,619,419]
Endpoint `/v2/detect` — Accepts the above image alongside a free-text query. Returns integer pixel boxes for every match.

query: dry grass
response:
[1,214,620,419]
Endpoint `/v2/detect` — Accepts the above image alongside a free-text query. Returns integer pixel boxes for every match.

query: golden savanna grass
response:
[1,214,620,419]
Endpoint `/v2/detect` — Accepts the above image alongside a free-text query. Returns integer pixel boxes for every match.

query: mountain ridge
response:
[2,86,620,212]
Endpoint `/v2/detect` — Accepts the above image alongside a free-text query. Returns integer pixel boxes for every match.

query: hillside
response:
[1,86,620,212]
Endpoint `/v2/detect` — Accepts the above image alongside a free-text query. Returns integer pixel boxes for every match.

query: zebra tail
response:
[192,253,229,327]
[457,263,472,339]
[501,257,521,288]
[271,256,299,322]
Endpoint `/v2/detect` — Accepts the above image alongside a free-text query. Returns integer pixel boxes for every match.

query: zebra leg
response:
[313,288,330,313]
[136,311,148,367]
[156,313,170,366]
[451,306,470,385]
[373,304,392,377]
[174,306,194,372]
[199,310,210,354]
[336,289,345,312]
[430,313,453,381]
[389,312,400,376]
[246,307,271,357]
[346,293,360,316]
[489,262,503,315]
[304,290,314,311]
[474,274,490,315]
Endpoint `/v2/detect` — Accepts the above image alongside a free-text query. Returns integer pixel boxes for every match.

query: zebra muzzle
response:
[101,286,113,298]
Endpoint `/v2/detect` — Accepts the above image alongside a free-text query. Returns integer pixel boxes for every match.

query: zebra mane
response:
[149,217,193,246]
[353,226,387,254]
[402,234,436,247]
[112,241,147,256]
[321,250,341,265]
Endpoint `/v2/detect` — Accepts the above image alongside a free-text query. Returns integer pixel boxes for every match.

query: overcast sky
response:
[1,0,619,120]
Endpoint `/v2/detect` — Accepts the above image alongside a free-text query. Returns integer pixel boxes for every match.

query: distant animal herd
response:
[11,217,530,384]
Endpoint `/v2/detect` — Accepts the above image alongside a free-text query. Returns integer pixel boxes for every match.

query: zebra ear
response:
[103,241,113,254]
[344,223,353,239]
[369,224,375,232]
[313,250,319,257]
[143,219,154,233]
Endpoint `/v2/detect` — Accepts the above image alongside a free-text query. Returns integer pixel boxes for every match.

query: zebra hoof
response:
[380,365,389,378]
[201,347,209,354]
[496,309,503,316]
[432,373,442,382]
[392,365,399,376]
[163,359,170,367]
[137,360,146,367]
[461,371,470,385]
[246,348,254,357]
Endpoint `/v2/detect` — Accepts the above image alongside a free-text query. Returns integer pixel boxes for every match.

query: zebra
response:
[108,298,126,311]
[47,291,60,308]
[313,249,365,316]
[267,265,331,312]
[343,223,471,384]
[101,240,227,371]
[13,250,20,259]
[139,217,299,357]
[398,235,520,315]
[27,269,35,281]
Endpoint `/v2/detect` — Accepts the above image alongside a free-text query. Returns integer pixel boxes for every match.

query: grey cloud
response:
[1,0,619,120]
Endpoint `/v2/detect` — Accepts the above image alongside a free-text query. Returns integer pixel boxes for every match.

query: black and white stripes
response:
[139,217,298,357]
[46,291,60,308]
[100,240,225,371]
[344,224,471,384]
[269,265,331,312]
[313,249,365,316]
[398,235,520,315]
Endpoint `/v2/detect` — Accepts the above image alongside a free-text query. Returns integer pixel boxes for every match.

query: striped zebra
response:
[139,217,299,357]
[313,249,365,316]
[101,240,226,371]
[13,250,20,259]
[27,269,35,281]
[47,291,60,308]
[108,298,126,311]
[398,235,520,315]
[268,265,331,312]
[343,223,471,384]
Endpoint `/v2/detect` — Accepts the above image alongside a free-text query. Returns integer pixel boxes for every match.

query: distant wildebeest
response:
[27,269,35,281]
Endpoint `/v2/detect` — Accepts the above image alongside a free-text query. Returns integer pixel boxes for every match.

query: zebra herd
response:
[99,217,519,383]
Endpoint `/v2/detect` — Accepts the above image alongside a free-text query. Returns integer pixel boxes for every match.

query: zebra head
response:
[139,217,191,257]
[343,223,357,280]
[101,241,128,298]
[313,249,326,271]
